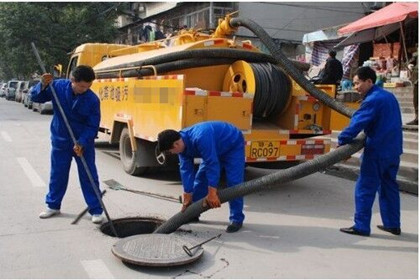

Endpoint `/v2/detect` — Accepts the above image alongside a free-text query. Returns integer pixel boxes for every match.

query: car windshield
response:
[9,82,18,89]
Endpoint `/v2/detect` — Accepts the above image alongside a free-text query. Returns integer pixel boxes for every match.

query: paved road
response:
[0,98,418,278]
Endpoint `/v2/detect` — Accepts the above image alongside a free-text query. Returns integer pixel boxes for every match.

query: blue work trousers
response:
[45,143,103,215]
[353,154,401,234]
[192,147,245,224]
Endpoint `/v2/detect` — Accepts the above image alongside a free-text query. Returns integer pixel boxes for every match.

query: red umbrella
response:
[339,2,418,35]
[335,2,418,48]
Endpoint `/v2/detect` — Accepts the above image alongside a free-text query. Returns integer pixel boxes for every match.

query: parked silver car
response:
[23,80,40,109]
[15,81,29,103]
[32,100,53,114]
[30,80,53,114]
[0,83,7,98]
[5,80,20,100]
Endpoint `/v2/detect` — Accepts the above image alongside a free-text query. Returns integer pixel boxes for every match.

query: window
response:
[67,56,79,78]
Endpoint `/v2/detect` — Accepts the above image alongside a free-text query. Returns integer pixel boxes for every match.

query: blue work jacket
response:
[179,121,243,193]
[338,85,403,159]
[31,80,100,149]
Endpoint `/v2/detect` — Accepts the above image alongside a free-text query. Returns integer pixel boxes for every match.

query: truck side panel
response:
[92,76,185,141]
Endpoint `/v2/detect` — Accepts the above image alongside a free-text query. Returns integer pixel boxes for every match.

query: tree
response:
[0,2,123,80]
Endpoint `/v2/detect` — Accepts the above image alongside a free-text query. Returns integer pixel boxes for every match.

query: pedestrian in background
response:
[314,50,343,85]
[338,66,402,236]
[157,121,245,233]
[32,65,104,224]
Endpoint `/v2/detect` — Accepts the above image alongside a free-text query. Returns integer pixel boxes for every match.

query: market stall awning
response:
[335,2,418,48]
[338,2,418,35]
[302,24,346,44]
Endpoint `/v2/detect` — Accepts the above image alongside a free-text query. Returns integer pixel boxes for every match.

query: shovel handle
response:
[71,190,106,224]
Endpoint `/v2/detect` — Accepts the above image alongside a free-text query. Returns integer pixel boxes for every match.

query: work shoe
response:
[39,208,60,219]
[92,214,104,224]
[226,222,242,233]
[339,226,369,236]
[377,225,401,235]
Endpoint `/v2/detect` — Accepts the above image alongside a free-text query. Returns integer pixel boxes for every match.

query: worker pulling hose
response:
[154,17,366,234]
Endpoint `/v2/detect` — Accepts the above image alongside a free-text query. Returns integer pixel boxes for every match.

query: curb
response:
[324,163,418,195]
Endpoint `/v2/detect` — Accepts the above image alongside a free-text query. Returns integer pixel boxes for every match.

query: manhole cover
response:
[112,234,204,267]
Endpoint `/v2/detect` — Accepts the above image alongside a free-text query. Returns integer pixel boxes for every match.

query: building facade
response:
[115,2,379,57]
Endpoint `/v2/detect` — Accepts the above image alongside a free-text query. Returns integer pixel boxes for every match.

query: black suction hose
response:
[96,48,276,73]
[95,47,309,76]
[155,133,365,234]
[230,17,354,118]
[97,58,243,79]
[154,18,365,234]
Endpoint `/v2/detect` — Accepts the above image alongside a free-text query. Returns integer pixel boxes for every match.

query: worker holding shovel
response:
[33,65,104,224]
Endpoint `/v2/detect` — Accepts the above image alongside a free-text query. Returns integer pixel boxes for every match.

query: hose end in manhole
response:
[100,217,164,238]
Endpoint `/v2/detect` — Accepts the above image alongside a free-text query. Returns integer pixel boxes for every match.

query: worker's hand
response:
[41,73,53,90]
[73,144,84,157]
[181,192,193,212]
[203,187,221,209]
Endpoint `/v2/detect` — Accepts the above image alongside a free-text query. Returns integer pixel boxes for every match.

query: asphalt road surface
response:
[0,97,417,278]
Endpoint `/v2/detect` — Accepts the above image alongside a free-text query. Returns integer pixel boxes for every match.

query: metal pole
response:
[182,233,221,256]
[399,22,409,64]
[31,42,119,237]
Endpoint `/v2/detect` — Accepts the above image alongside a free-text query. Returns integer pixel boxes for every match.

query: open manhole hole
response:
[100,217,164,238]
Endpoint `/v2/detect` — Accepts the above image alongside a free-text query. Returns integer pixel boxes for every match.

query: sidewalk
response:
[326,86,418,194]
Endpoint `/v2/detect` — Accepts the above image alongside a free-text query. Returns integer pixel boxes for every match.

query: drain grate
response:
[100,217,164,238]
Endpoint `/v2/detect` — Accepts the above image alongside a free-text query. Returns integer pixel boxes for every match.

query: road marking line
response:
[81,259,115,279]
[1,131,12,142]
[17,157,46,188]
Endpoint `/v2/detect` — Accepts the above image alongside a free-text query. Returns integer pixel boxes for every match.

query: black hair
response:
[157,129,181,153]
[356,66,376,83]
[328,50,337,58]
[71,65,95,83]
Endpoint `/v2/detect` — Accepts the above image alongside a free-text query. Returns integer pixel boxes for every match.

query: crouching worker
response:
[157,121,245,233]
[32,65,104,224]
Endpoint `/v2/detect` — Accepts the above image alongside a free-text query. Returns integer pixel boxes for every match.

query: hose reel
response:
[223,60,291,119]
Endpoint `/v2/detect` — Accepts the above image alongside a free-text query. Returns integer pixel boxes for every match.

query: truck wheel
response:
[119,127,148,175]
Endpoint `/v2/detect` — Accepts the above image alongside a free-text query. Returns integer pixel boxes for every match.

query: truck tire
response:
[119,127,148,175]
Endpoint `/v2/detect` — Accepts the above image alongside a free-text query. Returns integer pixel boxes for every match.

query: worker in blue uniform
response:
[338,66,403,236]
[33,65,104,224]
[157,121,245,233]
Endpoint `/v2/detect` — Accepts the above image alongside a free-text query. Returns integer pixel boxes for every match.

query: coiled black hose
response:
[154,18,365,234]
[251,63,291,119]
